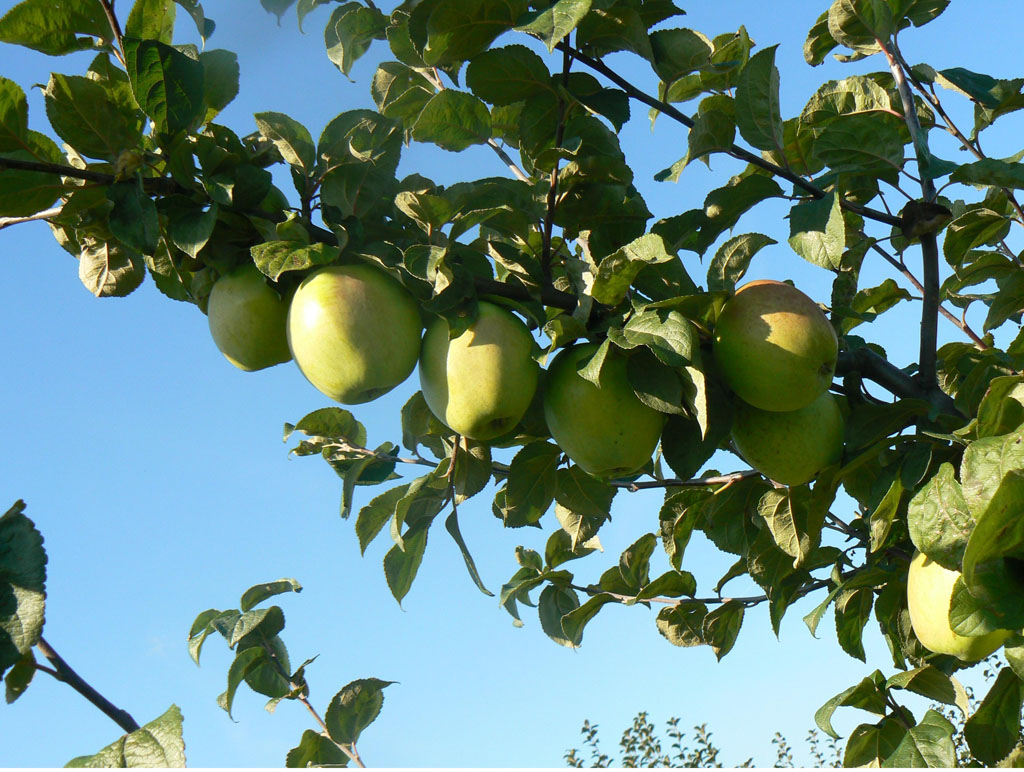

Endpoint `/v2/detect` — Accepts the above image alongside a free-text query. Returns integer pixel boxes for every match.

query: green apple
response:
[287,263,422,404]
[713,280,838,412]
[730,391,844,486]
[907,551,1011,661]
[543,343,665,479]
[207,263,292,372]
[419,302,540,440]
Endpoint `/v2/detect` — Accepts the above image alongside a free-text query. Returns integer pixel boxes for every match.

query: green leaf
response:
[383,521,430,605]
[465,45,550,105]
[618,533,656,592]
[254,111,316,174]
[814,113,905,173]
[422,0,528,66]
[834,588,873,662]
[4,650,34,703]
[0,501,45,678]
[659,489,710,571]
[803,584,842,638]
[843,718,908,767]
[78,239,146,298]
[285,729,350,768]
[656,600,708,647]
[800,75,893,128]
[174,0,214,41]
[355,483,410,555]
[66,704,186,768]
[506,441,561,521]
[614,307,699,369]
[325,3,387,78]
[200,50,240,122]
[649,27,712,85]
[788,193,845,270]
[882,709,956,768]
[907,463,973,570]
[107,182,160,256]
[590,233,675,305]
[734,45,784,154]
[841,278,912,333]
[0,76,27,152]
[124,37,205,135]
[701,600,744,660]
[44,73,141,160]
[636,570,696,601]
[951,158,1024,190]
[554,466,615,519]
[560,593,615,647]
[815,673,888,739]
[757,487,822,568]
[445,510,493,596]
[804,11,838,66]
[961,469,1024,629]
[371,61,435,122]
[827,0,895,55]
[411,90,491,152]
[250,241,340,282]
[977,376,1024,438]
[707,233,775,292]
[125,0,176,43]
[239,579,302,612]
[228,606,285,648]
[0,130,67,216]
[0,0,110,56]
[868,476,903,553]
[943,207,1012,267]
[324,678,393,745]
[685,101,736,166]
[164,199,217,260]
[885,666,970,715]
[961,426,1024,517]
[538,584,581,647]
[515,0,591,52]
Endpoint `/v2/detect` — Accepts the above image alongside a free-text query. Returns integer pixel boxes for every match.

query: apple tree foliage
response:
[5,0,1024,765]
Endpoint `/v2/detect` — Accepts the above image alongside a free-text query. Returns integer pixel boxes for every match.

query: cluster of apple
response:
[207,262,852,484]
[205,260,665,477]
[208,259,1008,663]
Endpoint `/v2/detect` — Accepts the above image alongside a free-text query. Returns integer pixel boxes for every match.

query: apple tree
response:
[3,0,1024,766]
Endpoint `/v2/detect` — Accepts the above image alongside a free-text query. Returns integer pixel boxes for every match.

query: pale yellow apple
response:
[419,302,540,440]
[207,264,292,371]
[731,391,844,486]
[287,264,422,404]
[907,551,1011,661]
[713,280,838,412]
[543,343,665,479]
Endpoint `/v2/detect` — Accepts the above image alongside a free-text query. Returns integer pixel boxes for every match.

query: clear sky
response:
[0,0,1020,767]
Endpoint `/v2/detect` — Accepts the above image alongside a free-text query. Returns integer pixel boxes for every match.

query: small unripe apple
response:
[287,264,422,404]
[730,391,844,486]
[207,264,292,371]
[543,343,665,479]
[713,280,838,412]
[419,302,540,440]
[907,551,1011,661]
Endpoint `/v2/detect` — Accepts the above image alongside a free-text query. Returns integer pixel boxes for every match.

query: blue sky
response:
[0,0,1021,766]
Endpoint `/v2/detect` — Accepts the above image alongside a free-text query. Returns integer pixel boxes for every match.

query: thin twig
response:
[297,694,365,768]
[553,42,904,230]
[0,206,63,231]
[867,239,987,348]
[0,156,183,194]
[98,0,126,66]
[36,637,140,734]
[540,44,573,282]
[423,67,530,184]
[619,470,759,491]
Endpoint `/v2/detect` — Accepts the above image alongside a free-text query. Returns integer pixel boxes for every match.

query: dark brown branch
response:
[36,637,140,735]
[554,43,904,230]
[98,0,126,65]
[0,156,184,195]
[882,43,941,393]
[837,346,961,417]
